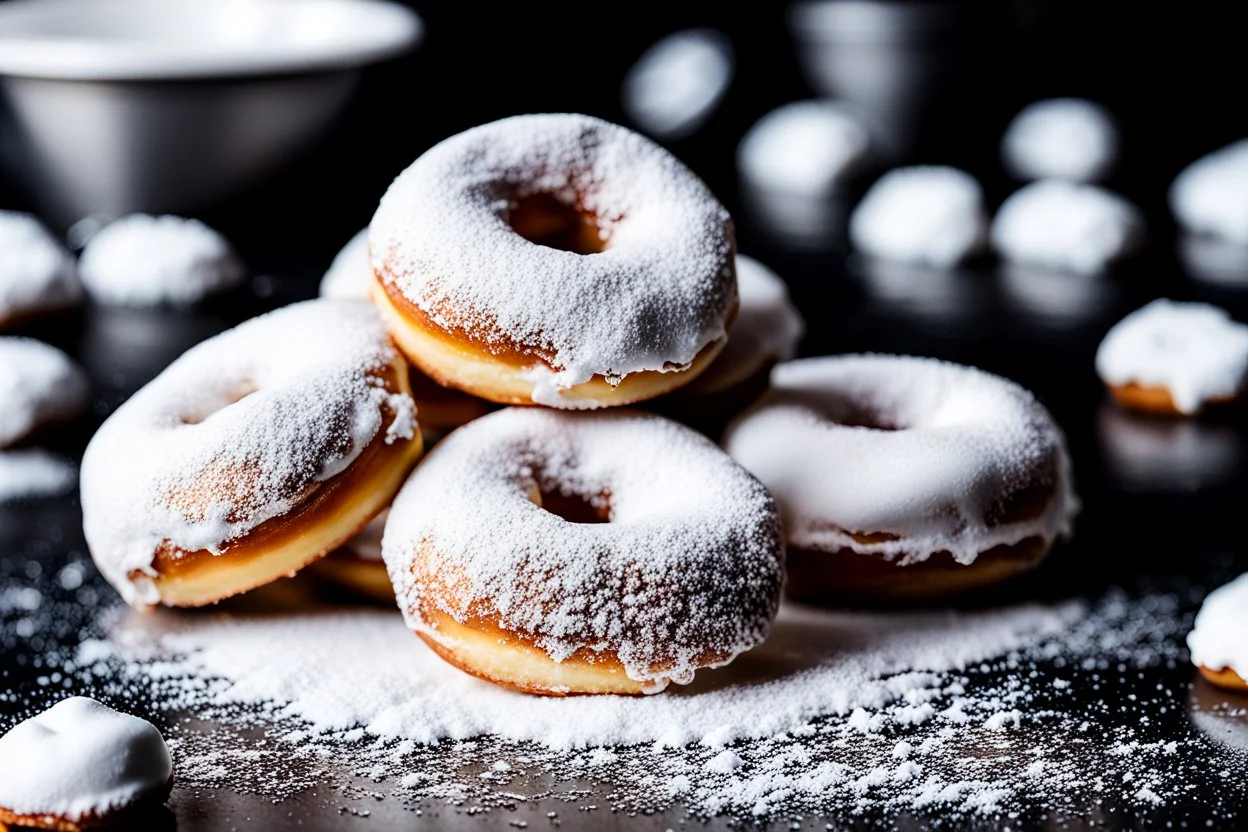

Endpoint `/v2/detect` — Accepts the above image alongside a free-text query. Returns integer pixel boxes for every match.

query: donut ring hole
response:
[780,386,903,432]
[507,192,609,255]
[530,479,613,524]
[179,379,259,426]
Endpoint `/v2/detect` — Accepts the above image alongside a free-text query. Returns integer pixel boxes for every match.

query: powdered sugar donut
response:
[849,167,987,268]
[621,28,734,141]
[370,113,737,409]
[1001,98,1119,183]
[0,449,77,502]
[724,355,1076,602]
[0,210,81,328]
[660,254,804,422]
[1170,139,1248,244]
[737,100,875,195]
[78,214,245,306]
[1096,299,1248,416]
[0,697,172,831]
[992,180,1144,275]
[0,337,89,448]
[383,408,784,695]
[81,299,424,608]
[319,228,372,300]
[1188,574,1248,692]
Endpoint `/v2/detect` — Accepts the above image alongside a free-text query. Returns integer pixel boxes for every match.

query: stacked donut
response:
[81,113,1078,699]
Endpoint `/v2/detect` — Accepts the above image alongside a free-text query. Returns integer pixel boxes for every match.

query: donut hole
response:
[179,379,259,425]
[508,193,607,255]
[535,484,612,524]
[780,388,903,431]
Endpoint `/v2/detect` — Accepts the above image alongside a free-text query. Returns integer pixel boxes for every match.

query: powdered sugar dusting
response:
[383,408,783,687]
[0,449,77,501]
[1187,573,1248,678]
[370,113,735,403]
[318,228,371,300]
[1096,299,1248,414]
[1170,139,1248,244]
[723,355,1077,564]
[849,167,987,267]
[0,337,89,448]
[1001,98,1119,183]
[80,299,415,606]
[0,210,81,325]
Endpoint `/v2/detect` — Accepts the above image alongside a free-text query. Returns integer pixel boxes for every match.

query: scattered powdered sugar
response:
[77,214,245,306]
[849,166,988,268]
[0,210,81,326]
[737,100,875,195]
[1170,139,1248,244]
[722,355,1077,564]
[1095,299,1248,414]
[0,697,171,822]
[318,229,372,300]
[621,29,734,141]
[370,114,735,404]
[1001,98,1119,183]
[1187,573,1248,677]
[0,337,89,448]
[79,299,416,606]
[992,180,1144,275]
[0,449,77,501]
[383,408,784,688]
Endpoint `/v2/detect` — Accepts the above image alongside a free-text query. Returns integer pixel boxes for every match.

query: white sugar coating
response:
[383,407,784,688]
[370,113,735,406]
[1188,574,1248,677]
[318,228,372,300]
[621,29,734,141]
[723,355,1076,564]
[80,299,416,606]
[992,180,1144,275]
[0,697,171,821]
[849,167,987,268]
[736,100,875,194]
[1001,98,1119,182]
[0,210,81,325]
[0,449,77,501]
[1170,139,1248,244]
[78,214,245,306]
[1095,299,1248,414]
[0,337,89,448]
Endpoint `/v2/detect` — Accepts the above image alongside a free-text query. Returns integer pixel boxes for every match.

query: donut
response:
[737,100,874,196]
[307,509,394,603]
[383,407,784,695]
[1188,574,1248,693]
[0,338,89,449]
[1001,98,1119,183]
[80,299,423,608]
[1170,139,1248,245]
[78,214,245,307]
[0,450,78,503]
[848,166,987,268]
[319,227,493,441]
[0,697,172,831]
[0,210,81,329]
[369,113,737,409]
[621,28,734,141]
[656,254,804,425]
[1096,299,1248,416]
[992,180,1144,275]
[723,355,1076,603]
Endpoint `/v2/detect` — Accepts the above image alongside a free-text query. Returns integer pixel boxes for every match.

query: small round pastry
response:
[318,228,372,300]
[308,509,394,603]
[723,355,1077,603]
[0,697,172,831]
[1096,299,1248,416]
[0,337,90,448]
[370,113,737,409]
[992,180,1144,275]
[0,449,77,503]
[383,407,784,695]
[657,254,804,424]
[78,214,245,307]
[737,100,875,196]
[0,210,81,329]
[621,28,734,141]
[849,166,988,268]
[81,299,424,609]
[1001,98,1119,183]
[1170,139,1248,245]
[1188,573,1248,692]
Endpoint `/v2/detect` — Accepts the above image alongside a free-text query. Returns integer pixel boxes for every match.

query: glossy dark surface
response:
[3,1,1248,829]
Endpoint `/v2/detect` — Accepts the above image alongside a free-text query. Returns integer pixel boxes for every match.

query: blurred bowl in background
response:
[0,0,422,225]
